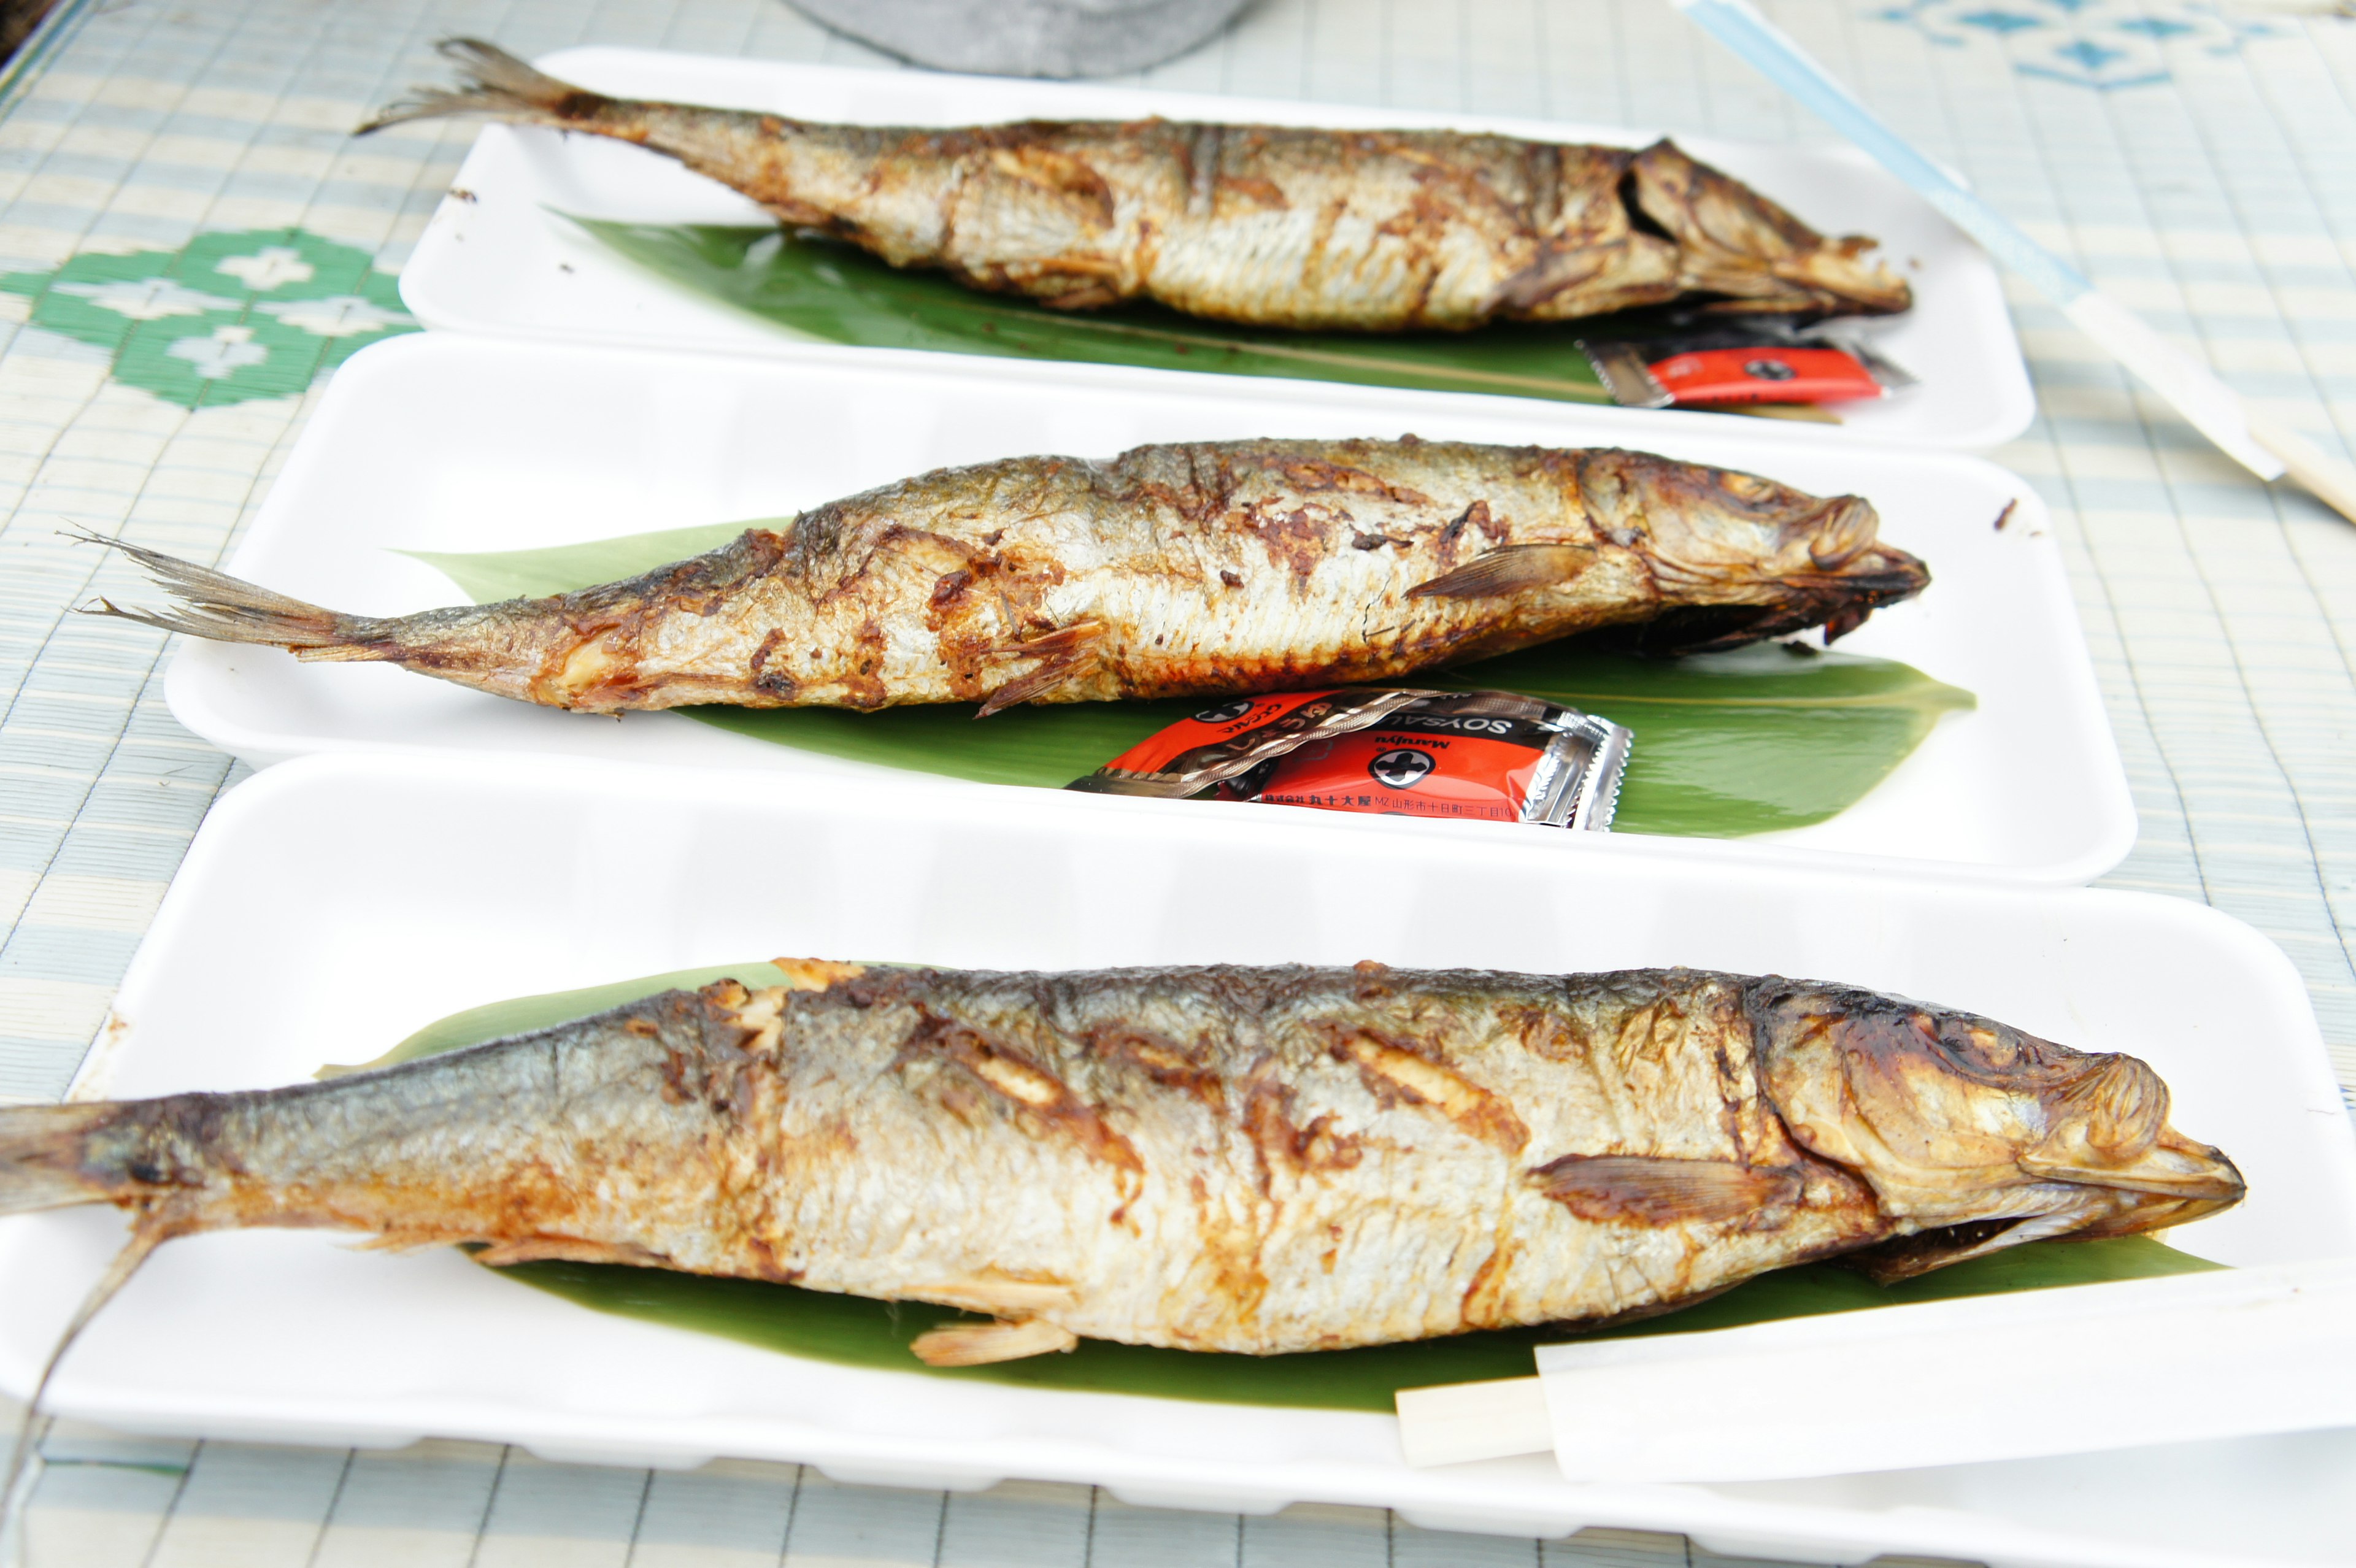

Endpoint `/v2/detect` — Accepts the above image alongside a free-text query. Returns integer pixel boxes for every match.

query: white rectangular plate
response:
[392,47,2034,452]
[164,332,2131,885]
[2,751,2352,1568]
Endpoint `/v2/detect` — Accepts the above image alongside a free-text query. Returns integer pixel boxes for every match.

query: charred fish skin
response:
[361,40,1909,328]
[0,963,2240,1364]
[84,437,1929,715]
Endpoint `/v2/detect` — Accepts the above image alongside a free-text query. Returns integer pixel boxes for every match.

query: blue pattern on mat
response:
[1872,0,2279,87]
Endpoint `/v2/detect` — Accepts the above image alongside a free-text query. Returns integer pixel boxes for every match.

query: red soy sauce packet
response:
[1580,320,1914,410]
[1068,688,1631,831]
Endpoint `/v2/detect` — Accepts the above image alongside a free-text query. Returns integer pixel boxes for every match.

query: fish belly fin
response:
[471,1237,674,1269]
[910,1317,1079,1367]
[1407,543,1595,600]
[1528,1153,1800,1226]
[358,39,609,135]
[0,1102,120,1216]
[976,622,1105,718]
[71,530,382,659]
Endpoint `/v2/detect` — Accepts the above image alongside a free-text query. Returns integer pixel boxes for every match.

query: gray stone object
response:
[785,0,1257,78]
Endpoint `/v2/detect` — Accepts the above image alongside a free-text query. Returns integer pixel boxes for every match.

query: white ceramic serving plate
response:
[2,751,2352,1568]
[393,47,2035,452]
[163,331,2131,887]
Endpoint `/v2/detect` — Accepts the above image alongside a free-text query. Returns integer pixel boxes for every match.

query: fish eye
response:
[1961,1025,2017,1066]
[1922,1016,2029,1082]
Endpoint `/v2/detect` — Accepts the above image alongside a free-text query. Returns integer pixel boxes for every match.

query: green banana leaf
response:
[569,217,1624,405]
[342,964,2220,1413]
[407,528,1974,839]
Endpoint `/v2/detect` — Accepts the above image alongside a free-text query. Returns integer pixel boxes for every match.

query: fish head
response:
[1578,451,1930,652]
[1753,980,2244,1281]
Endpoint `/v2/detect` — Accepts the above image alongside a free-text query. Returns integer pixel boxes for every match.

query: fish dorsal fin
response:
[769,958,869,992]
[1529,1153,1799,1225]
[1408,543,1595,600]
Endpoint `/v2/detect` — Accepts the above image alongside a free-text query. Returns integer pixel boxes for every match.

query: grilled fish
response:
[0,962,2241,1364]
[363,40,1911,329]
[87,437,1928,715]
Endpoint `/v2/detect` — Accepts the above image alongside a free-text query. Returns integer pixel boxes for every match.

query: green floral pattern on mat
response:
[0,227,416,407]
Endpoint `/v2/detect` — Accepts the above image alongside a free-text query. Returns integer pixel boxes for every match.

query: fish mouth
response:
[1624,142,1914,318]
[1600,542,1931,655]
[1607,478,1932,653]
[1847,1134,2246,1285]
[1844,1172,2241,1288]
[2021,1128,2247,1210]
[1785,496,1934,632]
[1808,544,1934,642]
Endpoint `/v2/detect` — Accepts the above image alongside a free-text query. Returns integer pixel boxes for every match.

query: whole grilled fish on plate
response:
[88,436,1926,717]
[0,959,2238,1368]
[390,56,2038,452]
[364,40,1909,334]
[2,753,2328,1567]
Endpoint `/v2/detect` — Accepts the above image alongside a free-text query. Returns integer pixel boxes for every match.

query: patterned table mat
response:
[1,0,2353,1562]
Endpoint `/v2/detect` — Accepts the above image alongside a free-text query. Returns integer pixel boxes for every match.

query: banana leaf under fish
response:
[407,526,1976,839]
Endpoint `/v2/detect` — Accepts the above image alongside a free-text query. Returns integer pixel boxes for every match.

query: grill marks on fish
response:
[80,439,1930,716]
[1324,1027,1531,1154]
[363,40,1910,330]
[899,1009,1146,1182]
[0,963,2242,1365]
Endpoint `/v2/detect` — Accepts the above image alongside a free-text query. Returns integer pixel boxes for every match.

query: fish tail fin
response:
[0,1100,167,1547]
[0,1102,121,1216]
[70,529,387,661]
[358,39,612,135]
[0,1212,177,1553]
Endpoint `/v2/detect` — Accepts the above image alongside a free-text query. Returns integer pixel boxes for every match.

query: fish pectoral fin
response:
[1528,1154,1799,1226]
[1407,544,1595,600]
[1484,242,1609,313]
[976,622,1104,718]
[471,1237,673,1269]
[910,1317,1080,1367]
